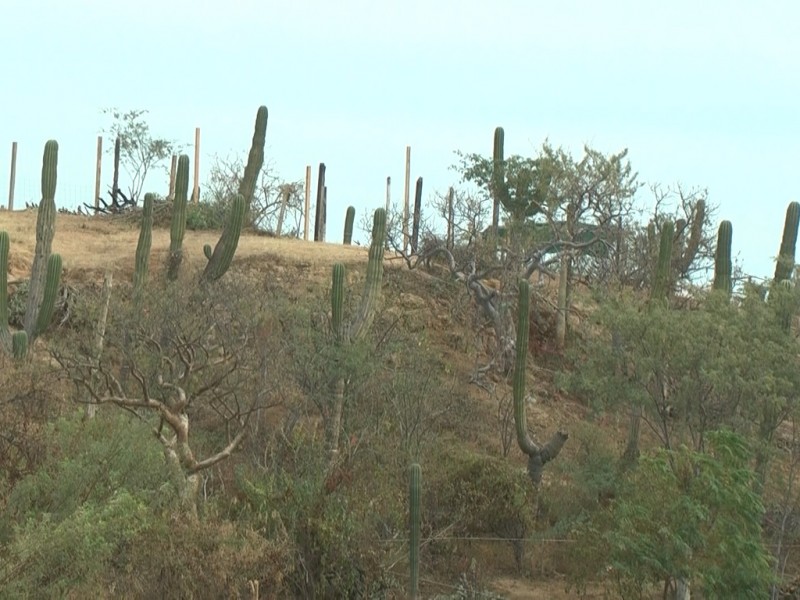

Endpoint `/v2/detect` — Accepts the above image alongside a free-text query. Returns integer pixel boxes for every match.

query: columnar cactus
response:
[348,208,387,341]
[12,331,27,361]
[330,208,386,343]
[490,127,506,234]
[0,231,9,351]
[326,209,387,468]
[133,193,154,297]
[513,279,568,486]
[202,193,246,282]
[411,177,423,253]
[166,155,189,281]
[673,199,706,277]
[331,263,345,339]
[201,107,267,281]
[713,220,733,297]
[314,163,326,242]
[24,140,58,340]
[34,253,62,336]
[651,221,674,301]
[775,201,800,282]
[409,463,421,600]
[239,106,268,212]
[343,206,355,245]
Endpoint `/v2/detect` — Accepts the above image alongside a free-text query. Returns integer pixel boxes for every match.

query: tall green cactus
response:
[775,201,800,282]
[202,193,246,282]
[0,231,9,352]
[411,177,423,253]
[651,221,674,302]
[133,193,154,297]
[348,208,386,341]
[513,279,568,486]
[713,220,733,297]
[490,127,507,234]
[34,253,62,336]
[331,263,345,339]
[203,106,267,280]
[673,199,706,277]
[409,463,421,600]
[343,206,355,245]
[314,163,326,242]
[166,155,189,281]
[239,105,268,212]
[24,140,58,340]
[326,209,387,469]
[12,331,27,361]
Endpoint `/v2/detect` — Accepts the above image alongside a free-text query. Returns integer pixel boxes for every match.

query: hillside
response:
[0,208,603,598]
[3,207,790,599]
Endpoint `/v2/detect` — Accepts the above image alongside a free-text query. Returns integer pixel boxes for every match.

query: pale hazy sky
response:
[1,1,798,278]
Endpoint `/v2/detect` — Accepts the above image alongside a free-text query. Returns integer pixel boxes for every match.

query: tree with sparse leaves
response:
[102,108,180,202]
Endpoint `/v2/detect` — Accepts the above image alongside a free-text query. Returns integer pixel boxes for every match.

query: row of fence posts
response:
[6,140,454,252]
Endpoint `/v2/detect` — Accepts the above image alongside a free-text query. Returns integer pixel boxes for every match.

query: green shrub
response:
[427,448,535,570]
[572,430,774,598]
[185,200,228,230]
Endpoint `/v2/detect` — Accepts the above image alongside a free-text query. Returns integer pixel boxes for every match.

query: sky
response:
[1,0,798,279]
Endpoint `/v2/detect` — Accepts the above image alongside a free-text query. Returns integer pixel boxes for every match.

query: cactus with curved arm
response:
[513,279,568,486]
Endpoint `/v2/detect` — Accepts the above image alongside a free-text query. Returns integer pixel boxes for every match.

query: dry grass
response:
[0,209,371,283]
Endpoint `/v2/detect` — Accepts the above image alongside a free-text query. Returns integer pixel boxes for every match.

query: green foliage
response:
[428,449,535,558]
[184,198,227,230]
[0,413,174,596]
[232,440,389,599]
[3,413,173,529]
[457,139,638,226]
[1,491,151,598]
[565,287,800,453]
[541,421,621,537]
[578,431,773,598]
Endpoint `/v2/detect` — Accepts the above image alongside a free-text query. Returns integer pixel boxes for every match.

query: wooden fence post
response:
[94,136,102,210]
[403,146,411,252]
[304,165,311,240]
[193,127,200,203]
[8,142,18,210]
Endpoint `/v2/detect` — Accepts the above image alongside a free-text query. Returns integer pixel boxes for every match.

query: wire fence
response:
[6,178,94,211]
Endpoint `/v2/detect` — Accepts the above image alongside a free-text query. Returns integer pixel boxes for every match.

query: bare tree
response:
[102,108,180,202]
[54,280,278,515]
[204,154,304,233]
